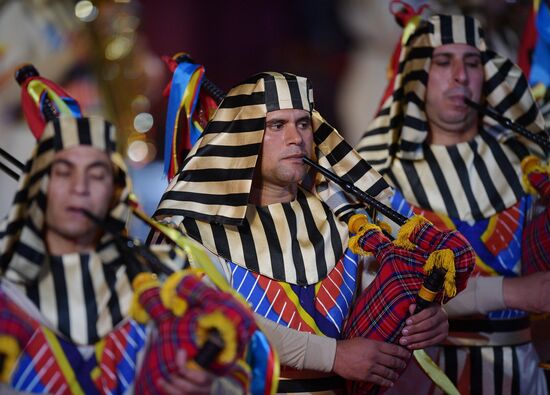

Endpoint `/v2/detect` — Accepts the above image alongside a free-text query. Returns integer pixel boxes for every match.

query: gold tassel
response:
[394,215,429,250]
[424,249,456,297]
[347,213,378,256]
[196,311,238,364]
[347,213,370,234]
[0,335,20,382]
[129,272,159,323]
[521,155,546,195]
[378,220,392,235]
[161,270,191,316]
[348,233,374,257]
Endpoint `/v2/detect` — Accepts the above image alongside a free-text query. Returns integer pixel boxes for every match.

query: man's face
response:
[45,145,115,250]
[259,109,314,189]
[425,43,484,134]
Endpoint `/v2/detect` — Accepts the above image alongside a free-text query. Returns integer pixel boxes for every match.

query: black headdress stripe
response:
[178,168,255,182]
[78,118,92,145]
[485,59,513,96]
[264,75,280,112]
[447,146,482,218]
[221,92,266,109]
[105,120,116,152]
[325,141,352,165]
[357,143,388,153]
[158,207,243,227]
[53,120,64,150]
[51,258,71,337]
[182,217,203,244]
[515,103,540,131]
[295,191,326,281]
[469,138,506,212]
[162,190,249,206]
[257,208,285,281]
[313,122,334,145]
[440,15,454,44]
[503,137,531,160]
[102,262,123,335]
[400,160,432,211]
[423,147,459,215]
[324,201,344,268]
[366,178,394,200]
[494,73,529,115]
[37,137,55,156]
[282,203,307,284]
[80,255,98,342]
[194,143,261,158]
[204,118,265,134]
[238,221,260,273]
[285,74,305,110]
[211,223,232,263]
[12,244,44,272]
[481,133,525,197]
[465,15,476,46]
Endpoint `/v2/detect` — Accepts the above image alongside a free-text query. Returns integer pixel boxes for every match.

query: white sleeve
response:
[254,315,336,372]
[214,258,337,372]
[444,275,505,316]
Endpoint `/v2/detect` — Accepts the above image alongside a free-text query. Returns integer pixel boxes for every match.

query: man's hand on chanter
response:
[158,350,214,395]
[399,304,449,349]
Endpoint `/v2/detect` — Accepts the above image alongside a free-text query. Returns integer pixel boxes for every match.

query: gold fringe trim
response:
[378,221,392,235]
[160,271,189,317]
[347,214,370,234]
[394,215,429,250]
[196,311,238,364]
[0,335,20,382]
[521,155,549,196]
[521,155,543,195]
[129,272,159,324]
[347,214,378,256]
[531,82,547,101]
[424,249,457,297]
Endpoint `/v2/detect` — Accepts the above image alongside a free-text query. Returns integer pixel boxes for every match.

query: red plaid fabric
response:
[343,220,475,394]
[522,170,550,274]
[134,272,258,394]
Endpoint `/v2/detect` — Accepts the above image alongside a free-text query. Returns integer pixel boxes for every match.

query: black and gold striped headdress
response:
[0,116,135,344]
[357,14,548,220]
[155,72,392,285]
[156,71,391,225]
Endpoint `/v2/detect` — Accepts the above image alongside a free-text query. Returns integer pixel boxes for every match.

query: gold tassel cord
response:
[394,215,430,250]
[521,155,549,195]
[424,249,457,298]
[347,213,379,256]
[129,272,159,323]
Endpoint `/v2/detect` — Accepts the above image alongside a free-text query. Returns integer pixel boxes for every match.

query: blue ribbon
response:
[164,61,203,176]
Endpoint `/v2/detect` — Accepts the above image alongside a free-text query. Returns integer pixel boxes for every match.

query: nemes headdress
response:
[357,14,548,220]
[156,71,391,225]
[0,116,134,344]
[0,117,131,278]
[155,72,392,285]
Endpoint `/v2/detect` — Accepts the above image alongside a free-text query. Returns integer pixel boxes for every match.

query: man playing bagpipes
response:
[150,70,476,393]
[356,12,550,394]
[0,66,278,394]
